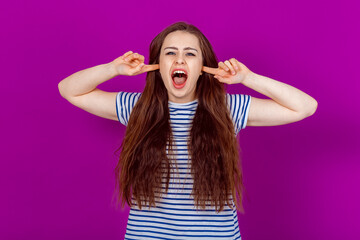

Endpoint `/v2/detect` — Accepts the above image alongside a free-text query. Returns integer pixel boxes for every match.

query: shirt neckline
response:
[168,98,198,106]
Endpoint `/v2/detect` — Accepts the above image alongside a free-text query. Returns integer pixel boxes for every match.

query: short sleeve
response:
[226,93,252,135]
[115,91,142,126]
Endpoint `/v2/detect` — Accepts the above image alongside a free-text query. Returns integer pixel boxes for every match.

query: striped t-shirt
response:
[116,92,251,240]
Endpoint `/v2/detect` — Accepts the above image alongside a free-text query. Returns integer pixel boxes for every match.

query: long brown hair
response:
[114,21,245,213]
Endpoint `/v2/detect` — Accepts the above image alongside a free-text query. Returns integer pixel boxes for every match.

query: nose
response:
[175,55,185,64]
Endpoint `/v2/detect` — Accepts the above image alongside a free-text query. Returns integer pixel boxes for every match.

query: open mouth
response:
[171,70,188,89]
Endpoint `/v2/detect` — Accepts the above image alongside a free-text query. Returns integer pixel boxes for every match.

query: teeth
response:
[173,70,186,75]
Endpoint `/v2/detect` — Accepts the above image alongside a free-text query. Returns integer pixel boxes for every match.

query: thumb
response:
[214,75,228,84]
[129,63,145,75]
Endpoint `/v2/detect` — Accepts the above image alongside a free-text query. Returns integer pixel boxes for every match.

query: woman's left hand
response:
[202,58,253,84]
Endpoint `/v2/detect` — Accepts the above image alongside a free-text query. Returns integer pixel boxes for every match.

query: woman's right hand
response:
[111,51,159,76]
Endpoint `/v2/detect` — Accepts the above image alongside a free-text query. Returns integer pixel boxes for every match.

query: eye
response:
[165,52,175,55]
[186,52,196,56]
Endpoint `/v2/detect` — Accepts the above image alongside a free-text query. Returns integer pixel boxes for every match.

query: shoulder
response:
[225,93,252,133]
[116,91,142,101]
[225,93,252,110]
[115,92,142,125]
[116,92,142,108]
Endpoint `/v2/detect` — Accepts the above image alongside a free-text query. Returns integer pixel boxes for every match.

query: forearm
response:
[58,62,118,98]
[243,72,318,116]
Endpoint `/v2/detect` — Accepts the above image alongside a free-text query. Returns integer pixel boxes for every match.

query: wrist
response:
[242,71,257,86]
[106,61,120,78]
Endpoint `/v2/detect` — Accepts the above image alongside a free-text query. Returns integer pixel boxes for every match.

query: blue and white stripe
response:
[116,92,251,240]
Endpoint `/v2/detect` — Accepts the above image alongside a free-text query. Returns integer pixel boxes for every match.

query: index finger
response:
[142,64,159,73]
[122,51,133,59]
[202,66,218,75]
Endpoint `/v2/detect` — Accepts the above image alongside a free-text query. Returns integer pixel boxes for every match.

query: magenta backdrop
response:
[1,0,359,239]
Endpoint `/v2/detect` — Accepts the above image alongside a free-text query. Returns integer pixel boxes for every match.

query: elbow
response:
[302,98,318,118]
[58,81,67,99]
[294,99,318,121]
[58,82,64,97]
[308,98,318,116]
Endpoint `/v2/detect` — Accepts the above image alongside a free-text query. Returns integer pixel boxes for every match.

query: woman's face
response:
[159,30,203,103]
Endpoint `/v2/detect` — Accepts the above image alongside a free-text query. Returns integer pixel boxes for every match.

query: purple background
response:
[2,0,359,239]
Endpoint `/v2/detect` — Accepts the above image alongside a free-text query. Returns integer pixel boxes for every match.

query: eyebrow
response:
[164,47,198,52]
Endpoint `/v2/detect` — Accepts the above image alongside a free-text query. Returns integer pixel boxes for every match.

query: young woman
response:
[58,22,317,240]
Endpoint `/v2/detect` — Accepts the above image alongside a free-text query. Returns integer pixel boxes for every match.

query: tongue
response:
[173,77,186,85]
